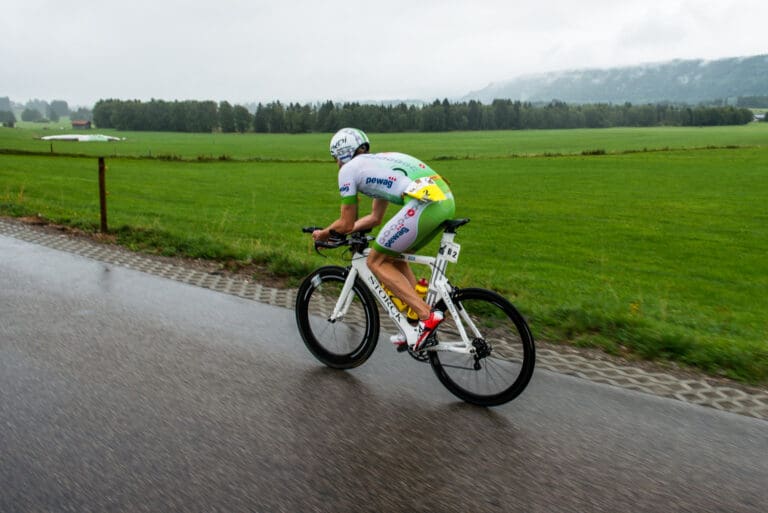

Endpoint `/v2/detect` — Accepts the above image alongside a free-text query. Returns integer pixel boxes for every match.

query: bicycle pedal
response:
[396,343,409,353]
[406,348,431,363]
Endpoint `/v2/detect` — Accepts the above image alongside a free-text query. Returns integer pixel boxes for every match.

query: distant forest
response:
[90,98,758,134]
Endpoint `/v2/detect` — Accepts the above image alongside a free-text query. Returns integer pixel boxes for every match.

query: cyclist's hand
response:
[312,229,329,242]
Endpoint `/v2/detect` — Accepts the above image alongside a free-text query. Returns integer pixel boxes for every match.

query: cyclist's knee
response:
[367,248,385,269]
[367,248,395,272]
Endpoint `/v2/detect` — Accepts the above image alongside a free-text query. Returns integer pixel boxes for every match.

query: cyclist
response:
[312,128,456,350]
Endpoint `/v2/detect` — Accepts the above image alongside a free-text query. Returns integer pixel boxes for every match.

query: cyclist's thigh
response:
[410,196,455,253]
[374,198,455,255]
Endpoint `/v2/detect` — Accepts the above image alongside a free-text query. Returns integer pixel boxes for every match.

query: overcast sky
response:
[2,0,766,107]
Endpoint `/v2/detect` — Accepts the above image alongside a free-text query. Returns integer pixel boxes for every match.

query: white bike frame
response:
[324,229,480,355]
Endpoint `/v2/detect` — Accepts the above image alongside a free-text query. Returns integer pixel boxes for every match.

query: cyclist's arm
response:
[353,198,388,232]
[313,203,358,241]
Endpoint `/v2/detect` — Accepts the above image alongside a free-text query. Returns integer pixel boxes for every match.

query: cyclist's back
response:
[338,152,453,206]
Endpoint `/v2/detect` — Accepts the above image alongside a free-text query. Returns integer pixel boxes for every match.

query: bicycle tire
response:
[430,288,535,406]
[295,266,380,369]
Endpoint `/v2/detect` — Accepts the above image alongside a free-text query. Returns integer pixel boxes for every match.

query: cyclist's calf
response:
[367,248,430,320]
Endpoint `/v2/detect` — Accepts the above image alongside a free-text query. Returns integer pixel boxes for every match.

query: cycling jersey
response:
[338,153,446,205]
[337,152,455,256]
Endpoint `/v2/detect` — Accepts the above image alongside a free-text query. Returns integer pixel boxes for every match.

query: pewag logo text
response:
[365,177,394,188]
[384,226,410,248]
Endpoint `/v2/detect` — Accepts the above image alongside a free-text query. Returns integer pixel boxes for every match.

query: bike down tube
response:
[351,254,430,347]
[352,258,410,326]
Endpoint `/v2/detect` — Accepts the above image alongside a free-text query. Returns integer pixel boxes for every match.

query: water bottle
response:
[383,279,430,321]
[415,278,429,299]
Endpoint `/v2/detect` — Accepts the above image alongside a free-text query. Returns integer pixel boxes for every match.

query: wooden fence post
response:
[98,157,108,233]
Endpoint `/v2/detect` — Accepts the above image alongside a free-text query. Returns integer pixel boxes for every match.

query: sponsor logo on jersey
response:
[339,182,351,193]
[384,226,410,248]
[392,167,409,177]
[365,177,394,188]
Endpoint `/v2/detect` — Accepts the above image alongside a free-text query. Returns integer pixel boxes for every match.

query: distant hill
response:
[464,54,768,105]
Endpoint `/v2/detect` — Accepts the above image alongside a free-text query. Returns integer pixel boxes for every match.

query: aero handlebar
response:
[301,227,373,254]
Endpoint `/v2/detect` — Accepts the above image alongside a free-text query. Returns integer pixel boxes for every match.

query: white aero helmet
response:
[329,128,370,164]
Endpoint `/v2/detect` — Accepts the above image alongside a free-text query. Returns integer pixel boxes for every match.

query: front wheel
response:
[430,288,535,406]
[295,266,380,369]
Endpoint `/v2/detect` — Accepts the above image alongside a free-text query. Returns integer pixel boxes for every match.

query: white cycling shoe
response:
[390,333,408,347]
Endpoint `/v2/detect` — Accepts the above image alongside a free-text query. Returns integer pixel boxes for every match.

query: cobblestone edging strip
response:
[2,218,766,421]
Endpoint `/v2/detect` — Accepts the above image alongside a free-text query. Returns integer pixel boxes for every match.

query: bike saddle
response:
[442,218,470,233]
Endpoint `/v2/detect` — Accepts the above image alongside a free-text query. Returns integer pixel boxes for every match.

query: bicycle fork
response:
[320,267,360,323]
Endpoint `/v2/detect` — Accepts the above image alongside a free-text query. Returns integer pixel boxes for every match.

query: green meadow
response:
[1,124,767,383]
[5,122,768,160]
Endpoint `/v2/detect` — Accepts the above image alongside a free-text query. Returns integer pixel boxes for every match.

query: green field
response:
[5,123,768,160]
[1,124,767,383]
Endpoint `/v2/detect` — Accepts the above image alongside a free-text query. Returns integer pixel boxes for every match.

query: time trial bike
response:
[295,218,535,406]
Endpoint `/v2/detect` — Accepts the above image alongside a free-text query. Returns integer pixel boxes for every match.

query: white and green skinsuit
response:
[337,152,455,256]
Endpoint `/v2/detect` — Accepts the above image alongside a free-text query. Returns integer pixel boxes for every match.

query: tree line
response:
[0,97,94,127]
[87,98,758,134]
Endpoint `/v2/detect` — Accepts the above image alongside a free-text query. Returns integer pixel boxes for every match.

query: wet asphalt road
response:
[1,234,767,513]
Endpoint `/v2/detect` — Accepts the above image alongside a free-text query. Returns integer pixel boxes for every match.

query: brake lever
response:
[313,240,329,257]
